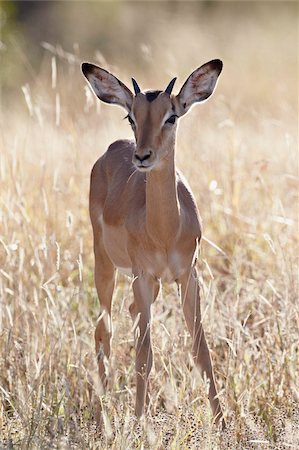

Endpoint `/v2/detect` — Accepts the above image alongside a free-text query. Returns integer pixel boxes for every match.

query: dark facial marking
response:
[145,90,162,102]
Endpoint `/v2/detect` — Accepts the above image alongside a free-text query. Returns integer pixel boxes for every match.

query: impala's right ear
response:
[81,62,133,112]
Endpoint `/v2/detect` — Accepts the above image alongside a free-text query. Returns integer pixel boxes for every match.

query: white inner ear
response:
[191,70,218,96]
[181,69,219,110]
[87,71,131,110]
[88,74,105,97]
[89,74,121,102]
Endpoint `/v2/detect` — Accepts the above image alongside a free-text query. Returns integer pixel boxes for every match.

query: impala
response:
[82,59,224,426]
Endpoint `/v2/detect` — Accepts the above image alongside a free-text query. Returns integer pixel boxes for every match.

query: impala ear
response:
[176,59,223,116]
[81,62,133,112]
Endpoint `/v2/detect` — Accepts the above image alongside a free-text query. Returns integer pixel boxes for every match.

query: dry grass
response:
[0,3,298,449]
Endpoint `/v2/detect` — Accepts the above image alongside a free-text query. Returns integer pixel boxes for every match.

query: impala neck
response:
[145,145,180,247]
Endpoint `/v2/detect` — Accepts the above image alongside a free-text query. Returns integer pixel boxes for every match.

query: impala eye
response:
[127,115,135,127]
[165,114,178,125]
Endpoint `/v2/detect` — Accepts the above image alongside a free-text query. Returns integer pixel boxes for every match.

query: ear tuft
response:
[208,59,223,75]
[81,62,94,77]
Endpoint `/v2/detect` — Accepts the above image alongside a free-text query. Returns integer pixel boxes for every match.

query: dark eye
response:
[127,115,135,127]
[165,115,178,125]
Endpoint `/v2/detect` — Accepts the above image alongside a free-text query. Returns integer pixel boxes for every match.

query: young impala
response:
[82,59,224,426]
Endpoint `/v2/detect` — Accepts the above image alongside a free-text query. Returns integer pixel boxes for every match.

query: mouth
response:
[132,157,156,172]
[134,162,154,172]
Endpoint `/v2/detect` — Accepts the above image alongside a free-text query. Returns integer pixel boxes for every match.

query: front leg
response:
[179,267,225,427]
[131,273,159,417]
[92,224,116,390]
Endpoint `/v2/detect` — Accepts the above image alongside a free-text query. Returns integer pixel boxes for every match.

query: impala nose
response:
[135,151,152,163]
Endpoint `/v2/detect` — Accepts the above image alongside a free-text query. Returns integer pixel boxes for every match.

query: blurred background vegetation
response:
[0,1,297,107]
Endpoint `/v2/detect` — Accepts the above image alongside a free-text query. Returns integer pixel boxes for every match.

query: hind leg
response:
[179,267,225,427]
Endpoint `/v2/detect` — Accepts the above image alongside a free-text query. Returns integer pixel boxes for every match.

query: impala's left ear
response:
[176,59,223,116]
[81,62,133,112]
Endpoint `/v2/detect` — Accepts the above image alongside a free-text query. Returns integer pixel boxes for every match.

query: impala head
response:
[82,60,223,172]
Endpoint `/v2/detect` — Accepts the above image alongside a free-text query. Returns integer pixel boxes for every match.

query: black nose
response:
[135,151,152,163]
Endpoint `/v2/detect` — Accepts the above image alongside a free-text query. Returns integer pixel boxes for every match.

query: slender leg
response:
[93,228,115,390]
[129,282,160,320]
[130,274,159,417]
[180,267,224,427]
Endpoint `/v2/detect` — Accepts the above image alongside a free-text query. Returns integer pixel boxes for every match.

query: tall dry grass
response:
[0,3,298,449]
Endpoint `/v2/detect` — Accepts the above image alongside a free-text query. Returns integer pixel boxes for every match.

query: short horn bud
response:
[132,78,141,95]
[164,77,177,95]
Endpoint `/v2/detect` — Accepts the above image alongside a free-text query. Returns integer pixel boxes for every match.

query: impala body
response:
[82,59,224,426]
[90,141,200,283]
